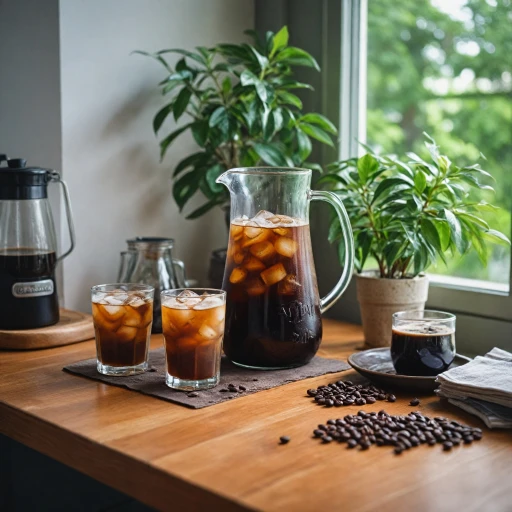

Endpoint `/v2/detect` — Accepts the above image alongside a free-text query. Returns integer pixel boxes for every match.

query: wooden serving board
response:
[0,309,94,350]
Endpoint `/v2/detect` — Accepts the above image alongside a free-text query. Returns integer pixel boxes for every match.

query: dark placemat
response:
[63,348,350,409]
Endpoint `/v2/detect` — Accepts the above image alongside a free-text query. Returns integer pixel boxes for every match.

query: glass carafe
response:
[127,238,185,333]
[118,238,187,287]
[217,167,354,369]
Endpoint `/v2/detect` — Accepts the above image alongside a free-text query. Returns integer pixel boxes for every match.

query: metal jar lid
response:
[126,237,175,252]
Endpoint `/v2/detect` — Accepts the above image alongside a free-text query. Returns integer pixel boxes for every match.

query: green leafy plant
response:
[135,26,336,219]
[320,134,510,278]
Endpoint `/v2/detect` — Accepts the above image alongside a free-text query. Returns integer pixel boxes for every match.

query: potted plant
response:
[320,134,510,347]
[135,26,336,220]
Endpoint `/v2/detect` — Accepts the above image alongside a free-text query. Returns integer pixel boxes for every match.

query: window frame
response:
[340,0,512,324]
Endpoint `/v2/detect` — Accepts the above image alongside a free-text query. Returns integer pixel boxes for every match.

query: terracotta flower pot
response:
[355,271,429,348]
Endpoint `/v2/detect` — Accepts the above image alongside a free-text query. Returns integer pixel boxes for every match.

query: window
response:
[366,0,512,290]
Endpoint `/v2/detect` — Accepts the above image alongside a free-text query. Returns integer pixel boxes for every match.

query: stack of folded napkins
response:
[436,348,512,428]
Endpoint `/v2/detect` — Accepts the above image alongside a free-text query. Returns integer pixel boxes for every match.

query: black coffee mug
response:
[391,310,456,376]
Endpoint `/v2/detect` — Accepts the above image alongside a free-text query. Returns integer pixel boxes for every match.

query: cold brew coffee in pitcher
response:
[217,167,354,369]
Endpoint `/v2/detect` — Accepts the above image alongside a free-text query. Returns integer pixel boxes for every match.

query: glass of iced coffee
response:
[161,288,226,391]
[91,284,154,376]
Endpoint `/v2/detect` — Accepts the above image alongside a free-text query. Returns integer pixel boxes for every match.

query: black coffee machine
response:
[0,155,75,329]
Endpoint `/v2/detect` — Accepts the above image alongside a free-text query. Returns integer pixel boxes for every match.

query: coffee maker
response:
[0,155,75,329]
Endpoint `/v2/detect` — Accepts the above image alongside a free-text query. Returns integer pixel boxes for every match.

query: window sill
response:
[428,274,509,296]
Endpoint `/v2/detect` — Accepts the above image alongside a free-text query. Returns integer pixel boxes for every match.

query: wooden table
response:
[1,320,511,511]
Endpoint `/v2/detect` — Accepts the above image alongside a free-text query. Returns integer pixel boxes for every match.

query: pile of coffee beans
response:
[307,380,396,407]
[313,410,482,454]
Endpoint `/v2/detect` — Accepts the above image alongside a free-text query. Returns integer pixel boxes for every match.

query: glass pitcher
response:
[217,167,354,369]
[123,237,187,333]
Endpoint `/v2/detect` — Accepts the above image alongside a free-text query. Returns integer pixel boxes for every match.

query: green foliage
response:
[135,26,336,219]
[321,135,510,278]
[366,0,512,282]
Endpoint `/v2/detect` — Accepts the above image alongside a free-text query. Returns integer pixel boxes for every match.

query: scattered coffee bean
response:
[279,436,290,444]
[219,388,229,392]
[312,410,483,456]
[252,378,259,381]
[307,379,391,408]
[387,394,397,402]
[410,398,420,406]
[239,385,247,391]
[186,392,198,398]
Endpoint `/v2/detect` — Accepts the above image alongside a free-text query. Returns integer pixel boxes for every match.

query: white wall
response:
[0,0,64,293]
[59,0,254,311]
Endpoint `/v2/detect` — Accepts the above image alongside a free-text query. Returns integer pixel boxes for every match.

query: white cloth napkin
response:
[436,348,512,428]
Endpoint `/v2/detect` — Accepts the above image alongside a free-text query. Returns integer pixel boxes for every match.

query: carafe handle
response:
[309,190,354,314]
[49,171,76,263]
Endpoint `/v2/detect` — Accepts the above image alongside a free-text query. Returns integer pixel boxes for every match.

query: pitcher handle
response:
[172,258,187,287]
[49,171,76,263]
[309,190,354,314]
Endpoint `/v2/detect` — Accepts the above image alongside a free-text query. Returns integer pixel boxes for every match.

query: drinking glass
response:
[91,284,154,376]
[391,310,456,376]
[161,288,226,390]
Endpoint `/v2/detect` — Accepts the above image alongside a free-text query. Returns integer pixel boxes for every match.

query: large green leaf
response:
[443,209,465,253]
[432,219,451,251]
[253,143,289,166]
[173,87,192,121]
[271,26,289,56]
[274,79,314,90]
[414,170,427,194]
[205,164,225,194]
[372,178,411,202]
[131,50,172,72]
[173,170,199,210]
[275,47,320,70]
[162,81,181,95]
[298,123,334,147]
[383,241,405,271]
[357,231,373,271]
[357,154,379,182]
[157,48,207,66]
[191,121,209,147]
[422,218,442,252]
[240,71,267,103]
[173,152,209,178]
[300,113,337,134]
[246,45,269,71]
[159,123,192,160]
[153,103,173,134]
[216,43,251,62]
[277,91,303,109]
[208,106,228,128]
[482,229,511,246]
[328,218,341,243]
[316,174,347,187]
[296,130,312,162]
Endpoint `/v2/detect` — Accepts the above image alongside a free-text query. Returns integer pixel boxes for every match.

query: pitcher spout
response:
[216,169,236,191]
